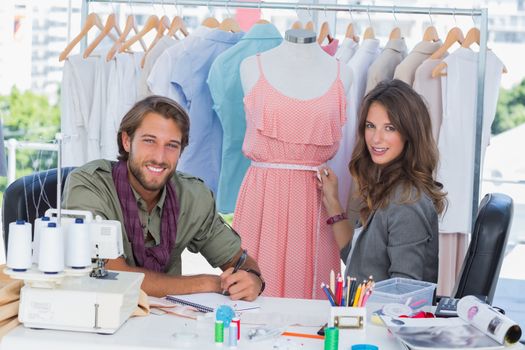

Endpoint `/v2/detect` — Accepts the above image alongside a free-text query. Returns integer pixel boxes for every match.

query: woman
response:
[319,79,446,283]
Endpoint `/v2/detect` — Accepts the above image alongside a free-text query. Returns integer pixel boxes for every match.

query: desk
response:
[1,297,523,350]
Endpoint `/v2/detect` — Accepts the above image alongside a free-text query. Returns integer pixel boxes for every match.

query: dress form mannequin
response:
[240,29,352,99]
[235,29,352,299]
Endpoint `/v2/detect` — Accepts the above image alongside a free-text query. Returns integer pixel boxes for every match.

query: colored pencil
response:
[352,283,363,307]
[321,283,336,306]
[329,270,335,295]
[282,332,324,340]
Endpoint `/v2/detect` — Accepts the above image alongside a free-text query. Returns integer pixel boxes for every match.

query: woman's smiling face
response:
[365,102,405,165]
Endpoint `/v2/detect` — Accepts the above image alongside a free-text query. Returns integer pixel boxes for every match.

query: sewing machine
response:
[5,209,144,334]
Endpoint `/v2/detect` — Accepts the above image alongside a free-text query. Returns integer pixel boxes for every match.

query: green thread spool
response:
[324,327,339,350]
[215,320,224,344]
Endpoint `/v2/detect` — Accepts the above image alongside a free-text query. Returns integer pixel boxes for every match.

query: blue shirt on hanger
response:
[208,23,282,213]
[171,30,244,195]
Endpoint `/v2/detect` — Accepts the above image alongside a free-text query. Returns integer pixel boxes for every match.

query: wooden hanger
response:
[120,15,159,53]
[431,62,448,78]
[432,27,508,77]
[423,25,439,42]
[461,27,480,48]
[345,23,359,43]
[317,22,330,44]
[363,26,375,40]
[140,15,171,68]
[291,21,302,30]
[83,13,121,59]
[389,27,401,40]
[106,14,146,62]
[168,16,189,38]
[461,27,507,73]
[59,13,115,61]
[218,18,241,33]
[256,19,270,24]
[202,17,220,28]
[305,21,314,31]
[429,26,464,60]
[160,15,171,31]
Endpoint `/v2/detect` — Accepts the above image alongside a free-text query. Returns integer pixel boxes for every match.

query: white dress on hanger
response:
[87,54,112,162]
[61,54,99,166]
[437,47,504,234]
[101,52,142,160]
[328,38,380,212]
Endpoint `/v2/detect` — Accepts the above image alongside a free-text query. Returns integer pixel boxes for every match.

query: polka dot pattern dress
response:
[233,54,347,299]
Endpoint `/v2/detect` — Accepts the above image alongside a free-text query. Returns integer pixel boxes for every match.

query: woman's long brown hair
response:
[349,80,447,224]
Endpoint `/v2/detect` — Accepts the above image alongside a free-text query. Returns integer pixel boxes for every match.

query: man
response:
[62,95,264,300]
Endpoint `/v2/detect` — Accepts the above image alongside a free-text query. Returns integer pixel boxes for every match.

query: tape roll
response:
[382,303,413,317]
[352,344,379,350]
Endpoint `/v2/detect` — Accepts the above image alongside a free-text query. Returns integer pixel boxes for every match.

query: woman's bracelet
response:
[326,212,348,225]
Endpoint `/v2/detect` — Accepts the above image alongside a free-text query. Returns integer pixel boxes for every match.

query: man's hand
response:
[106,256,222,297]
[220,268,262,301]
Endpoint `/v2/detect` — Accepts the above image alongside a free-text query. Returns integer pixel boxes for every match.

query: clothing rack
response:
[81,0,489,231]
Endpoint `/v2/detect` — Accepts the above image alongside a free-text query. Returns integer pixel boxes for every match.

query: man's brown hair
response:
[117,95,190,161]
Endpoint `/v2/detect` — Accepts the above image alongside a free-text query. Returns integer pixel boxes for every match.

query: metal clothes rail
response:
[85,0,483,16]
[81,0,489,231]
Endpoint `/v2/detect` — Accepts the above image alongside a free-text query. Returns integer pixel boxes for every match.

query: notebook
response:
[165,292,260,313]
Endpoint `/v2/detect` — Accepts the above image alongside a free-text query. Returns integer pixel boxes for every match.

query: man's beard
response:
[127,152,175,192]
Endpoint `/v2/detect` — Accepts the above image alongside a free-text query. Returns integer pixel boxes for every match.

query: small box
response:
[366,278,436,313]
[328,307,366,331]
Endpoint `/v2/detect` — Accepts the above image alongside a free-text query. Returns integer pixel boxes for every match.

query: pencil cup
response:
[328,307,366,331]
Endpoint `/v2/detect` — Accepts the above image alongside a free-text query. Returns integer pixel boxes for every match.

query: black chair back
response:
[453,193,513,304]
[2,167,75,252]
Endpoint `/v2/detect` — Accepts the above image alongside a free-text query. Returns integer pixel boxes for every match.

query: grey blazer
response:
[342,186,439,283]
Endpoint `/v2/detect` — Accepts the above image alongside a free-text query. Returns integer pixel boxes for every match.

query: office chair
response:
[2,167,75,252]
[452,193,513,304]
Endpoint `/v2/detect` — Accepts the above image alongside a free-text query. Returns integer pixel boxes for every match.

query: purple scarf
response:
[112,160,178,272]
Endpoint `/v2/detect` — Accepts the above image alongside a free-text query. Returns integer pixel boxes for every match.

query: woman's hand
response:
[317,167,344,216]
[317,167,354,250]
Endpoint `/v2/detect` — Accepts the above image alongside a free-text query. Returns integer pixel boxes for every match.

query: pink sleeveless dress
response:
[233,54,347,299]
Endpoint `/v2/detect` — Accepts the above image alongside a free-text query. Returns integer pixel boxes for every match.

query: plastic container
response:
[366,277,436,313]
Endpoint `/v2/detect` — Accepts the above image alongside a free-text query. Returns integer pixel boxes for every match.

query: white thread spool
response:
[38,222,64,274]
[66,218,91,269]
[33,216,52,264]
[6,220,32,271]
[229,321,238,348]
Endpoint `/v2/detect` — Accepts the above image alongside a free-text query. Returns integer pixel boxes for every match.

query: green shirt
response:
[62,159,241,275]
